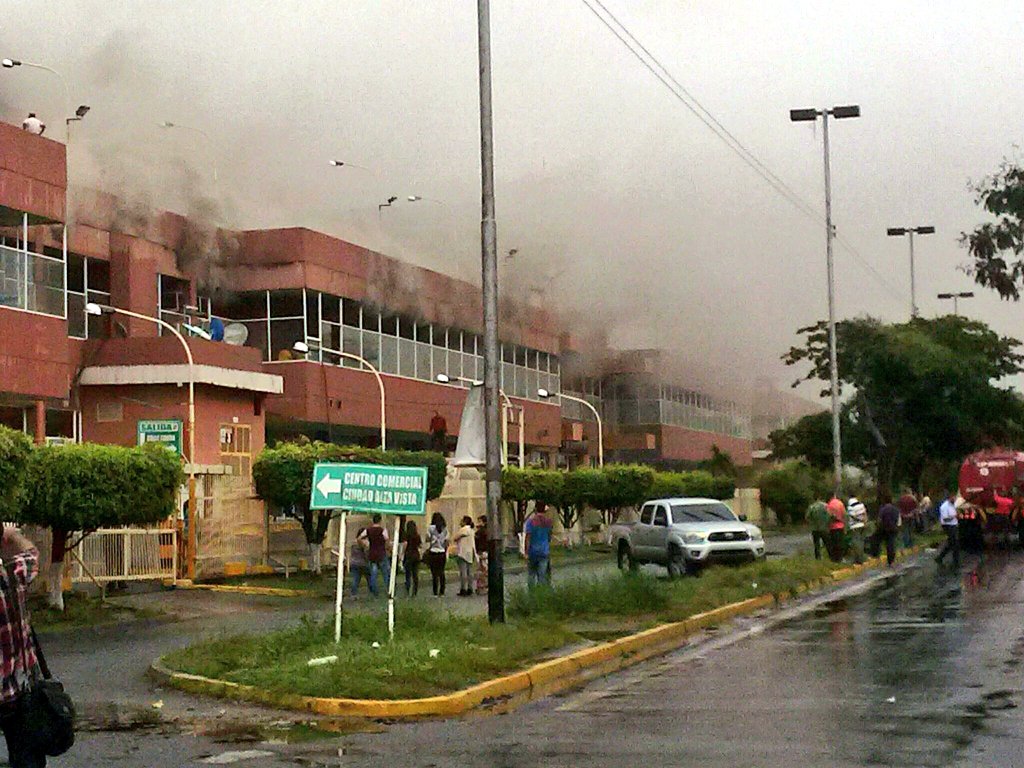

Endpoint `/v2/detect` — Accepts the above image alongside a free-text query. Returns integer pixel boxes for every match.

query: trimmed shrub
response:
[0,426,32,520]
[757,460,830,526]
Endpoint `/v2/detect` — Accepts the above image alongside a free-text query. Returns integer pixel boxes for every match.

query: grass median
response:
[161,553,852,701]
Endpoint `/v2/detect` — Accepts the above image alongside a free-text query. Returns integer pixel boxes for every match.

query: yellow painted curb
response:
[176,582,314,598]
[153,549,924,720]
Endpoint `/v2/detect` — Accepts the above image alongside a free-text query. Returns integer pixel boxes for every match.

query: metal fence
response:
[69,528,178,584]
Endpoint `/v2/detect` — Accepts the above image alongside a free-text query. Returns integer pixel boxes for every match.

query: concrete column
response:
[34,400,46,445]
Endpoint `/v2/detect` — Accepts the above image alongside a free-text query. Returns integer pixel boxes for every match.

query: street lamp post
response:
[790,104,860,498]
[538,389,603,467]
[85,302,197,581]
[887,226,935,318]
[293,342,386,450]
[937,291,974,316]
[436,374,522,468]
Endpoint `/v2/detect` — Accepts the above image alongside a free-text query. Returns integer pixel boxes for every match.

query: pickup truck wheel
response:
[667,546,686,579]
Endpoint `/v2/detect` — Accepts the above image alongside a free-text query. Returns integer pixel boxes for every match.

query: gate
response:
[69,528,178,584]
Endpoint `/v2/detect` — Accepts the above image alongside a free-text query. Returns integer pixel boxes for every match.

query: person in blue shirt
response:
[524,503,554,588]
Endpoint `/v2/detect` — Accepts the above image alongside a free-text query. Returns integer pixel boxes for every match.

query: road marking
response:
[201,750,275,764]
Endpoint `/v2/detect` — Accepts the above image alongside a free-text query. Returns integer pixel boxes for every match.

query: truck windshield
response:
[670,503,736,523]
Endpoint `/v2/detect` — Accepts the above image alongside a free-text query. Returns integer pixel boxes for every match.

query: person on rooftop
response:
[21,113,45,135]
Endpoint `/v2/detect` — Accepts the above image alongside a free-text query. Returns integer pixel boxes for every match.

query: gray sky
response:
[3,1,1023,398]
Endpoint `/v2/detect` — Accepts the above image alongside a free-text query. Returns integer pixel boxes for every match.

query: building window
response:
[96,401,123,423]
[220,423,252,478]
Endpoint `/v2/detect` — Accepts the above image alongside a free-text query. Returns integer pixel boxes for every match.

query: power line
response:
[578,0,905,301]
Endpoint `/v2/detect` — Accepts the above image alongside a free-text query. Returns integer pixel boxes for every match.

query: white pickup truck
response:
[611,497,765,576]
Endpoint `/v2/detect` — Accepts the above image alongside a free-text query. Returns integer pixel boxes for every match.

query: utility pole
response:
[887,226,935,318]
[477,0,504,624]
[790,105,860,498]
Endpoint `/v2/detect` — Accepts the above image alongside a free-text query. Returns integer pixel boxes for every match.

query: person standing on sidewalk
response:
[453,516,477,596]
[846,497,868,564]
[524,503,553,587]
[360,515,390,596]
[474,515,489,595]
[935,490,961,568]
[400,520,422,597]
[898,489,918,548]
[878,493,901,566]
[826,497,846,562]
[0,524,46,768]
[425,513,449,597]
[806,499,830,560]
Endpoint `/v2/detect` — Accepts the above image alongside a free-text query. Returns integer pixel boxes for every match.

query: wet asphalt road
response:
[28,537,1024,767]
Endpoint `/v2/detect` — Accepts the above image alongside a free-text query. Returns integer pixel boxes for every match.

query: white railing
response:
[69,528,177,584]
[0,244,65,317]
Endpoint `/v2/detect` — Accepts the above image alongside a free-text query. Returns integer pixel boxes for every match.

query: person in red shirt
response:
[897,490,918,548]
[826,497,846,562]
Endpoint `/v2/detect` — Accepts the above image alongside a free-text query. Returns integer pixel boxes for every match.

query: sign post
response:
[137,419,183,455]
[334,512,348,643]
[311,462,428,641]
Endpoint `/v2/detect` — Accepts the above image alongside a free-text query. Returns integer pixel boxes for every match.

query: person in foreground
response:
[0,524,45,767]
[524,503,553,588]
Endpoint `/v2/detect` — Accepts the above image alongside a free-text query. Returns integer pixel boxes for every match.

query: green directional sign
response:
[310,462,428,515]
[137,419,183,456]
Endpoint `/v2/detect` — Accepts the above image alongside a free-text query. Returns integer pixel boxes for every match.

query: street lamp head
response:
[387,196,397,204]
[789,108,819,122]
[915,226,936,235]
[936,293,953,300]
[436,373,451,384]
[329,160,343,167]
[831,105,861,119]
[537,388,551,399]
[85,302,103,316]
[407,195,422,202]
[2,59,20,69]
[960,292,975,298]
[292,341,310,355]
[158,120,175,128]
[887,227,907,237]
[75,105,90,118]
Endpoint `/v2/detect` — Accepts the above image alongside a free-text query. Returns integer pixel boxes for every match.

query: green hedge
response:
[757,459,830,526]
[17,442,183,532]
[0,426,32,520]
[499,464,736,527]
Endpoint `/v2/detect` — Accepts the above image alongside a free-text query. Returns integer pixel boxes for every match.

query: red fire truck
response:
[958,449,1024,548]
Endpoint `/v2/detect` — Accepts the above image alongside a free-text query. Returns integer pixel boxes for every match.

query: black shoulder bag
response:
[3,564,75,756]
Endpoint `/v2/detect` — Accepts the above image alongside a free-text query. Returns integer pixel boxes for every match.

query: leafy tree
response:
[252,442,446,573]
[501,466,537,533]
[698,445,738,478]
[16,443,183,609]
[962,160,1024,299]
[757,460,830,526]
[0,426,32,520]
[588,465,655,525]
[782,315,1024,493]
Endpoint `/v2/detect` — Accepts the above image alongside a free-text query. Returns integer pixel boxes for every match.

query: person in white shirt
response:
[846,497,868,564]
[935,490,960,568]
[21,113,45,135]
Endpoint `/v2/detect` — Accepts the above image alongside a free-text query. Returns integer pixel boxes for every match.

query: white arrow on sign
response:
[316,473,342,498]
